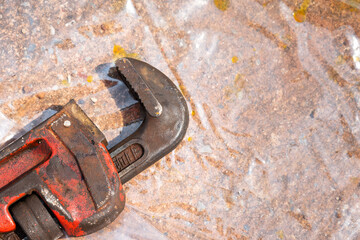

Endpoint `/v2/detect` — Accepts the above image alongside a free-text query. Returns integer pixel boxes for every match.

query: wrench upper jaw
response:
[109,58,189,183]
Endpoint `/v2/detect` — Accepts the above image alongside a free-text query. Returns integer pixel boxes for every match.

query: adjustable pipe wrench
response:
[0,58,189,240]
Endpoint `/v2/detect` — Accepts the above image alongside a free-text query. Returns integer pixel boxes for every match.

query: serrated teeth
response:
[116,58,162,118]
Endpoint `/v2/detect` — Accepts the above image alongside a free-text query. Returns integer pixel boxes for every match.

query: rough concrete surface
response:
[1,0,360,239]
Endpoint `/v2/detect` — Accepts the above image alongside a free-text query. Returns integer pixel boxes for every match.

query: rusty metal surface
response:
[1,0,360,239]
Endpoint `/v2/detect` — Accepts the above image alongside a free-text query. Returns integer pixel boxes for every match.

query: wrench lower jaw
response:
[110,58,189,183]
[11,194,63,240]
[0,232,21,240]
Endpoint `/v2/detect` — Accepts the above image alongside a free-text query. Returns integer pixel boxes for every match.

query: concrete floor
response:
[1,0,360,239]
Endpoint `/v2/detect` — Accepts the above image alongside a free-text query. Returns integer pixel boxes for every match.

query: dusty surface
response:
[1,0,360,239]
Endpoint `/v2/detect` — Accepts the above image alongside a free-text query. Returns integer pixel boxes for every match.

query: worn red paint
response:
[53,210,85,236]
[99,143,126,202]
[0,140,51,189]
[0,101,125,236]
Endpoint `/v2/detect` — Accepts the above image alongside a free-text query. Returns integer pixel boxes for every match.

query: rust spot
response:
[154,161,164,170]
[139,189,148,194]
[226,227,249,240]
[205,156,224,169]
[223,188,235,209]
[165,156,171,168]
[56,39,75,50]
[190,147,208,170]
[111,0,127,13]
[78,21,122,38]
[175,155,185,163]
[347,149,360,159]
[221,127,252,138]
[255,158,263,165]
[177,202,208,217]
[133,173,150,182]
[288,211,312,230]
[327,66,349,87]
[36,92,46,99]
[340,115,360,159]
[335,210,342,218]
[216,217,224,235]
[248,22,289,50]
[222,169,234,176]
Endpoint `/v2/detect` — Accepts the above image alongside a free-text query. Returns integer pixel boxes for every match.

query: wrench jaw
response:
[109,58,189,183]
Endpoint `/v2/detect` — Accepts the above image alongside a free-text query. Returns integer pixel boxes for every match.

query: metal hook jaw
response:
[109,58,189,183]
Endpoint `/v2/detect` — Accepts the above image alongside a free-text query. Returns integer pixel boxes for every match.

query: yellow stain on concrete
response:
[113,45,139,60]
[214,0,230,11]
[293,0,311,23]
[87,75,93,83]
[61,79,69,86]
[277,230,284,239]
